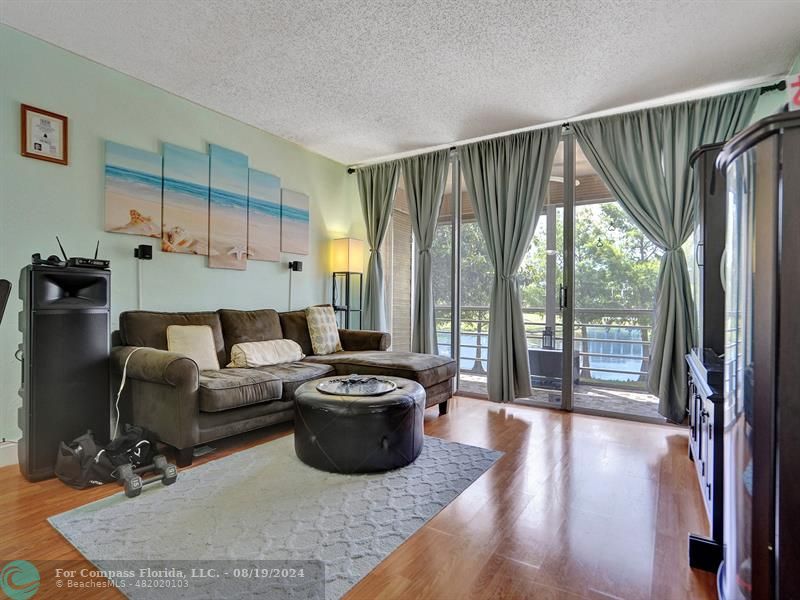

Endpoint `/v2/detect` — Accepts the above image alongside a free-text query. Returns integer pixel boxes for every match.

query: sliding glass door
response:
[428,141,573,401]
[430,141,573,404]
[405,133,662,421]
[432,158,495,395]
[431,161,455,361]
[516,138,572,409]
[571,142,661,419]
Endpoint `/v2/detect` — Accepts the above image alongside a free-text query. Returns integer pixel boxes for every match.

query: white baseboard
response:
[0,442,18,467]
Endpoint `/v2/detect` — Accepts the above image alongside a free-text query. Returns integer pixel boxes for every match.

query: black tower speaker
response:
[17,265,111,481]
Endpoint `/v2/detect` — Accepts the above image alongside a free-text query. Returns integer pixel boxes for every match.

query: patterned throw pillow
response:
[305,306,342,355]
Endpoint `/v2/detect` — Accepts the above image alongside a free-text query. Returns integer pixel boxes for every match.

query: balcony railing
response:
[434,305,653,390]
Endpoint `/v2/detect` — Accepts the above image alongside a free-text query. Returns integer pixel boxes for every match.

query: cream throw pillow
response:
[305,306,342,355]
[166,325,220,371]
[227,339,305,368]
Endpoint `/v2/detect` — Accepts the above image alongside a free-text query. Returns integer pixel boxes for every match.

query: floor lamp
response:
[330,238,364,329]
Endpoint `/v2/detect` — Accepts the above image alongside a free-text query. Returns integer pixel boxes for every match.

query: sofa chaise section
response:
[303,351,456,412]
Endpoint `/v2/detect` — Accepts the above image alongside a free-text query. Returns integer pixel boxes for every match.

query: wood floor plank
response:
[0,397,716,599]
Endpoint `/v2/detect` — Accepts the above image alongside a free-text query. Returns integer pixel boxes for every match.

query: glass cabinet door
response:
[723,149,755,600]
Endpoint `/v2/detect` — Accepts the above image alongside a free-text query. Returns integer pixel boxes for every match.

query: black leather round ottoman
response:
[293,376,426,473]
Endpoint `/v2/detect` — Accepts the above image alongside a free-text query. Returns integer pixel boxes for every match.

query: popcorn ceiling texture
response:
[2,1,799,164]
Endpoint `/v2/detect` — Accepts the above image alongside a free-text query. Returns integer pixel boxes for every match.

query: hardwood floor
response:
[0,396,716,599]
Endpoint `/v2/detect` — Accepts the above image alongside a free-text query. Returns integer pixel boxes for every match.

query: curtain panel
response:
[401,150,450,354]
[573,89,758,422]
[459,127,561,403]
[357,161,400,332]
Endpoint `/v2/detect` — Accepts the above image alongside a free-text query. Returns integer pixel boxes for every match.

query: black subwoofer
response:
[18,265,111,481]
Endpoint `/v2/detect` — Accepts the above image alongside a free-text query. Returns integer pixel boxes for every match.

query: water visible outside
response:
[437,328,646,384]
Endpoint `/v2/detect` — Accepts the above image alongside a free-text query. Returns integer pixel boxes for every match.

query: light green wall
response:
[752,87,788,122]
[751,51,800,122]
[0,26,363,444]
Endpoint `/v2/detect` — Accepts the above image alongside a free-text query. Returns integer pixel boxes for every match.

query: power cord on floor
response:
[113,347,143,440]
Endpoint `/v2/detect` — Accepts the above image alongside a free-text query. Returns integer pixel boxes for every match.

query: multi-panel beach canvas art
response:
[102,139,311,269]
[162,143,211,255]
[104,141,162,238]
[280,189,310,255]
[209,145,249,270]
[247,169,281,262]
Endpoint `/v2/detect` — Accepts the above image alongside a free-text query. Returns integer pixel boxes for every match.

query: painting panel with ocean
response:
[280,189,310,255]
[162,143,210,255]
[248,169,281,262]
[209,145,249,270]
[104,141,162,238]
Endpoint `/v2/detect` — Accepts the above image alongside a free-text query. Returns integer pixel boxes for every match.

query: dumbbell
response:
[116,455,178,498]
[115,463,144,498]
[153,455,178,486]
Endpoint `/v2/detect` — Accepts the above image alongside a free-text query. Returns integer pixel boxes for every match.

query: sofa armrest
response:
[111,346,199,389]
[111,346,200,451]
[338,329,391,351]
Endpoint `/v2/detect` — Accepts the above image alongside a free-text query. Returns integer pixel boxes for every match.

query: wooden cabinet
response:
[687,349,724,572]
[689,143,727,357]
[686,141,727,573]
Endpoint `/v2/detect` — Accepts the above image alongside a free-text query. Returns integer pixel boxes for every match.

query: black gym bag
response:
[54,430,115,489]
[103,424,160,470]
[54,425,160,489]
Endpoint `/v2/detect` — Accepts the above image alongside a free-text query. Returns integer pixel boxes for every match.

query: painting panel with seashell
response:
[162,143,211,256]
[104,141,162,238]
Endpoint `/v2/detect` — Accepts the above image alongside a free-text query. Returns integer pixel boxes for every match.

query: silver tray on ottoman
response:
[316,375,397,396]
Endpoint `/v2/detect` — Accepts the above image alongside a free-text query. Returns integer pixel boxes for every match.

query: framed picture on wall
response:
[20,104,68,165]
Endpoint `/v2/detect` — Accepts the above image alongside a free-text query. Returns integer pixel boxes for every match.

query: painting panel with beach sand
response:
[104,141,162,238]
[209,144,249,270]
[162,143,211,255]
[280,189,310,255]
[248,169,281,262]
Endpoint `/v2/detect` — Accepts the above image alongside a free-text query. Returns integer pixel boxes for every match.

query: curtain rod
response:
[346,80,787,174]
[760,80,787,95]
[347,146,459,174]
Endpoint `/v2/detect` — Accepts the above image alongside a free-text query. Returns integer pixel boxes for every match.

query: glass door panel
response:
[571,142,662,420]
[517,140,568,407]
[432,160,455,361]
[458,169,492,395]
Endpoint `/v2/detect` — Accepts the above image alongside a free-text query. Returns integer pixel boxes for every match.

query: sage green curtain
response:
[402,150,449,354]
[573,89,758,422]
[357,161,400,332]
[459,127,561,402]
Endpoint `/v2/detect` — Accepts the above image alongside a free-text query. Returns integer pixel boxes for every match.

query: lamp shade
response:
[331,238,364,273]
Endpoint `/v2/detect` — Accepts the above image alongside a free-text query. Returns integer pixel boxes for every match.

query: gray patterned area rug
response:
[49,435,502,600]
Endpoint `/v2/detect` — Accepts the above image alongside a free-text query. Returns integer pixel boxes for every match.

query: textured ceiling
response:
[2,1,799,165]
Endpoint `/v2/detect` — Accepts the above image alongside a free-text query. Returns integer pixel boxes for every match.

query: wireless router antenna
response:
[94,240,100,259]
[56,236,69,261]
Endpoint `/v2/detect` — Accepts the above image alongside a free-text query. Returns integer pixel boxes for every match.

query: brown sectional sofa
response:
[111,307,456,466]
